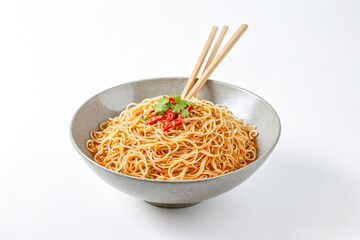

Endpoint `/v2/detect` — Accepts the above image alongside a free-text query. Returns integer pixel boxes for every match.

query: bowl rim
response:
[69,77,281,184]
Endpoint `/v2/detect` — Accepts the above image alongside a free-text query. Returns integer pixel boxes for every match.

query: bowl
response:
[70,77,281,208]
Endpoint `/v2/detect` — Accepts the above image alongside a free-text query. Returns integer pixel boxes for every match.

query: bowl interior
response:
[71,78,280,167]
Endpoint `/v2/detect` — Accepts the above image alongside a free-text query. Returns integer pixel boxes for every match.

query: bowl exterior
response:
[70,77,281,207]
[80,152,270,205]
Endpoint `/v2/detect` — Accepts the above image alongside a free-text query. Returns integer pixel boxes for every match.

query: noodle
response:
[86,96,258,180]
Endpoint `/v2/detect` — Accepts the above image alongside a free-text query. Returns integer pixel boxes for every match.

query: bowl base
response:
[145,201,201,208]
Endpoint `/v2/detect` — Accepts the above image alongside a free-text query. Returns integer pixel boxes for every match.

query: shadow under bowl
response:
[70,77,281,208]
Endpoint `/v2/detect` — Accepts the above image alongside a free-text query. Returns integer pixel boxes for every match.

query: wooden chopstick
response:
[185,24,248,99]
[181,26,218,98]
[194,25,229,98]
[194,25,229,99]
[203,26,229,71]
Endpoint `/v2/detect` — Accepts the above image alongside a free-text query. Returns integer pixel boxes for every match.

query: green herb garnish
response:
[173,100,187,113]
[154,97,170,114]
[169,94,181,103]
[140,115,148,121]
[180,108,189,117]
[153,95,194,118]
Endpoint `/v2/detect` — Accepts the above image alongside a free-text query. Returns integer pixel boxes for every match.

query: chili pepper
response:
[169,98,176,105]
[197,110,202,114]
[163,114,182,132]
[174,113,183,126]
[188,105,194,111]
[163,122,174,132]
[165,109,174,124]
[149,110,156,117]
[146,114,167,125]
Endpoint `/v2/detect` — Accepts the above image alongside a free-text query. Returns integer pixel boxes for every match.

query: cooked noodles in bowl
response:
[86,95,258,180]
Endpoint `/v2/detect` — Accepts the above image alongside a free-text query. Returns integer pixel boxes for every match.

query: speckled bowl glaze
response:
[70,77,281,208]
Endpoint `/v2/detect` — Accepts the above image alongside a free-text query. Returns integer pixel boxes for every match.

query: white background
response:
[1,0,359,239]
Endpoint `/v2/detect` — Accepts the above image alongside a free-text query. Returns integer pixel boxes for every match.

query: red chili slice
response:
[163,122,174,132]
[146,114,167,125]
[165,109,174,124]
[169,98,176,104]
[174,114,183,126]
[163,114,182,132]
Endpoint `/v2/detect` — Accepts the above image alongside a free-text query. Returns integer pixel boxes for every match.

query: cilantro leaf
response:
[153,95,195,117]
[158,97,169,105]
[154,103,169,114]
[173,100,188,113]
[185,100,197,107]
[180,108,189,118]
[169,94,181,104]
[154,97,170,114]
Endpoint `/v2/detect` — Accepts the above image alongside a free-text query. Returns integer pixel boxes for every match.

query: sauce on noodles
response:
[86,96,258,180]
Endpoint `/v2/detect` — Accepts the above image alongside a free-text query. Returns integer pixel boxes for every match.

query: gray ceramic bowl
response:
[70,77,281,208]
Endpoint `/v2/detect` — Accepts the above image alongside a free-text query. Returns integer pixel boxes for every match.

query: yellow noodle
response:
[86,96,258,180]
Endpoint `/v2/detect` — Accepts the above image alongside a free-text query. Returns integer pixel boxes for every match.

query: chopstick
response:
[193,26,229,99]
[203,26,229,72]
[181,26,218,98]
[185,24,248,99]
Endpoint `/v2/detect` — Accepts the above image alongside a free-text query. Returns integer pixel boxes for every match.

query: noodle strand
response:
[86,96,258,180]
